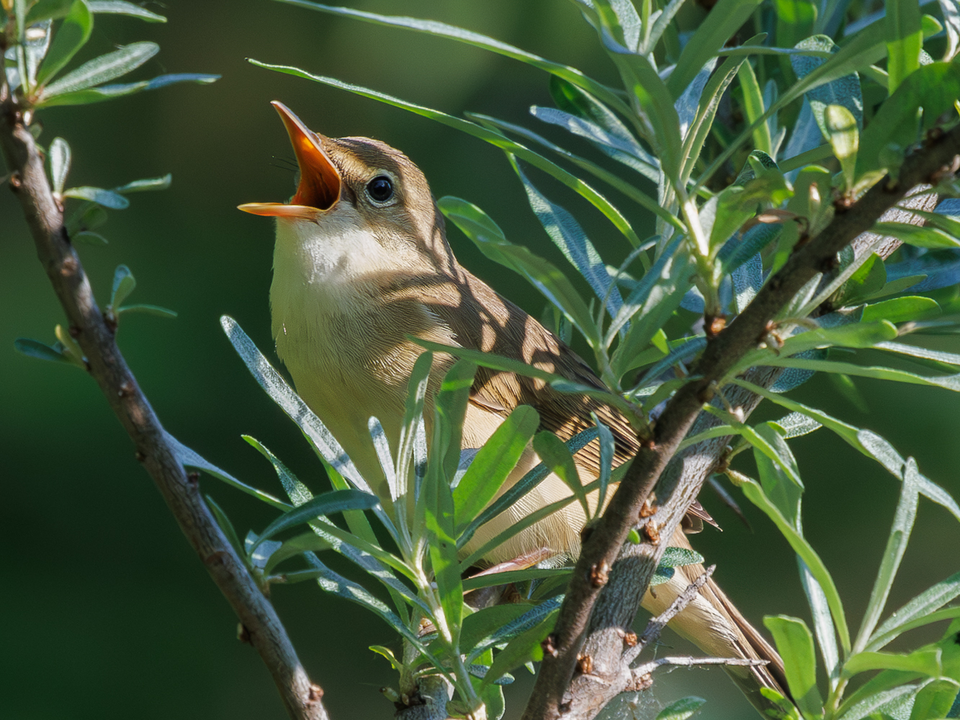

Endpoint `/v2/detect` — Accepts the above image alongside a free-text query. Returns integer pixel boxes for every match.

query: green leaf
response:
[241,436,417,613]
[62,186,129,209]
[861,297,941,324]
[395,351,431,504]
[65,202,108,235]
[764,615,824,716]
[868,570,960,651]
[855,461,922,652]
[735,378,960,525]
[679,45,752,183]
[453,405,539,533]
[110,264,135,309]
[458,429,599,567]
[38,73,219,106]
[757,355,960,393]
[275,1,632,115]
[775,0,817,52]
[116,304,177,319]
[608,236,693,373]
[872,221,960,249]
[262,531,334,576]
[461,567,570,593]
[659,546,704,568]
[114,174,171,193]
[72,230,107,246]
[25,0,75,24]
[825,104,858,191]
[480,603,559,688]
[466,596,563,664]
[667,0,763,98]
[752,421,803,527]
[14,337,75,365]
[48,136,70,194]
[167,433,289,510]
[594,415,615,513]
[221,317,369,491]
[301,552,436,655]
[439,196,600,346]
[835,252,886,307]
[886,0,923,93]
[36,0,92,87]
[601,44,682,185]
[87,0,165,22]
[532,431,589,518]
[858,62,960,176]
[509,158,623,320]
[799,557,841,689]
[204,495,247,565]
[424,362,474,643]
[253,489,379,548]
[728,320,899,382]
[542,75,659,180]
[41,40,158,97]
[699,23,883,190]
[910,678,960,720]
[738,60,772,155]
[791,35,864,138]
[844,649,942,678]
[741,477,850,653]
[655,696,707,720]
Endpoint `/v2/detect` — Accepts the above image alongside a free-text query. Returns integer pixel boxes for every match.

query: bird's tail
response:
[641,529,793,717]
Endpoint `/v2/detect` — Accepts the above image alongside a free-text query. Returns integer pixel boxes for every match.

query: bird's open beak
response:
[238,101,342,218]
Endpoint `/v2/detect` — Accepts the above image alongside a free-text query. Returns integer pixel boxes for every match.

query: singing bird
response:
[240,102,790,713]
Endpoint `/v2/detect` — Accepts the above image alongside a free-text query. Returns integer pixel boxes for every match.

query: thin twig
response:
[0,76,328,720]
[630,655,769,679]
[623,565,716,667]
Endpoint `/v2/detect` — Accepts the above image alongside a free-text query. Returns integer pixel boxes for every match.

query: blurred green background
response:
[2,2,959,718]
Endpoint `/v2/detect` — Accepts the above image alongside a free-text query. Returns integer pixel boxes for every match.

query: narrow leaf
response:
[36,0,92,86]
[63,186,129,209]
[110,264,135,309]
[87,0,166,22]
[43,40,158,97]
[49,136,70,194]
[253,489,379,548]
[765,615,824,715]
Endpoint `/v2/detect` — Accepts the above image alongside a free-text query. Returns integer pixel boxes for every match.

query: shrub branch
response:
[0,79,328,720]
[522,123,960,720]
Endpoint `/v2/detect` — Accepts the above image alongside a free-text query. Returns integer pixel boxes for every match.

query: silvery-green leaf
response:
[63,186,129,209]
[41,41,158,97]
[49,136,70,195]
[87,0,166,22]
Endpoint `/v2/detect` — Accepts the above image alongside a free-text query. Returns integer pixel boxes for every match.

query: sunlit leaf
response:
[39,73,219,106]
[63,186,129,209]
[110,264,135,309]
[765,615,824,715]
[87,0,166,22]
[36,0,92,87]
[48,136,70,194]
[42,40,158,97]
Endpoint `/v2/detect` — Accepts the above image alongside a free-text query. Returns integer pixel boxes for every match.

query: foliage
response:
[5,0,960,719]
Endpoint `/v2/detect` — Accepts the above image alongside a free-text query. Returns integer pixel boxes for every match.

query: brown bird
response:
[240,102,790,714]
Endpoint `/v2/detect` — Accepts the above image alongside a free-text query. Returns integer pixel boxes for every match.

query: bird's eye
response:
[366,175,394,204]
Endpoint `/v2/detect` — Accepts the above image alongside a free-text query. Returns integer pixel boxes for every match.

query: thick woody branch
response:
[522,123,960,720]
[1,84,328,720]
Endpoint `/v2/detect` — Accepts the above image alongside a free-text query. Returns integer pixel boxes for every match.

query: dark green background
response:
[2,2,958,718]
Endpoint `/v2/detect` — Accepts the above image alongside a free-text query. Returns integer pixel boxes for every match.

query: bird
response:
[239,101,791,714]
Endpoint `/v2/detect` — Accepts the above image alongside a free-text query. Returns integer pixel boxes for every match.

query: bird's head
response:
[239,102,453,273]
